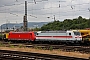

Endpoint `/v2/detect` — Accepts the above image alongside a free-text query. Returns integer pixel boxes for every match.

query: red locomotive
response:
[8,31,36,41]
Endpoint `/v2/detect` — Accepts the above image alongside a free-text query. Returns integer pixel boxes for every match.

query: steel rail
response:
[0,50,89,60]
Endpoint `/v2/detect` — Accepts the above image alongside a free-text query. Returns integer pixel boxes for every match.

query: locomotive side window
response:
[69,33,71,35]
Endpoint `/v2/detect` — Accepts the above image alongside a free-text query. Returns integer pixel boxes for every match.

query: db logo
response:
[19,35,20,37]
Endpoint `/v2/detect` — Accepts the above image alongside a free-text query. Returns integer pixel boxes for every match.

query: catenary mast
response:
[23,1,27,31]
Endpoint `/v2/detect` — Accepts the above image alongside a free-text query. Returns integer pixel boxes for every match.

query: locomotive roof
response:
[38,31,67,33]
[9,31,33,33]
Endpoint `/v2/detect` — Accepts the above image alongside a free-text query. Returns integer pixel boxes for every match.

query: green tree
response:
[40,16,89,31]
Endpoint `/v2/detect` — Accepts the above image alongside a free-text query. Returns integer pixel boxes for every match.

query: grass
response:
[9,45,15,48]
[49,46,53,51]
[0,42,5,47]
[43,47,46,50]
[18,44,23,48]
[8,42,11,45]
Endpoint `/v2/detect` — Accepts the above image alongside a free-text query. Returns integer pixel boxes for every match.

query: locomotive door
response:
[29,33,31,40]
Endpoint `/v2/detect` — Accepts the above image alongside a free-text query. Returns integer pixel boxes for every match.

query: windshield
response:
[34,32,37,35]
[74,32,81,36]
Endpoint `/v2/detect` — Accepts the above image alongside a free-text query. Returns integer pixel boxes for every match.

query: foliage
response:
[40,16,90,30]
[0,34,4,39]
[49,46,53,51]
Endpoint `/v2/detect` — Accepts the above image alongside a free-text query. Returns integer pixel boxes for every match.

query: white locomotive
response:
[36,30,82,43]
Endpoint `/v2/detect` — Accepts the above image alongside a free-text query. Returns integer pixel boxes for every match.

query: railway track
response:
[0,50,89,60]
[0,41,90,54]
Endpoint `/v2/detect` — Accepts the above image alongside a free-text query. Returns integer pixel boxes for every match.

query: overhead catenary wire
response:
[0,1,89,13]
[0,3,89,14]
[0,0,90,23]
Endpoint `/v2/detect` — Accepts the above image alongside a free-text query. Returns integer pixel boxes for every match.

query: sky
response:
[0,0,90,25]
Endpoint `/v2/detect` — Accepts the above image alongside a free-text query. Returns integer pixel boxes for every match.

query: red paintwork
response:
[8,32,36,41]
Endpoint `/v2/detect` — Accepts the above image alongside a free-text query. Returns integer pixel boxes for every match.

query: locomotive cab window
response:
[34,32,37,35]
[74,32,80,36]
[69,33,71,35]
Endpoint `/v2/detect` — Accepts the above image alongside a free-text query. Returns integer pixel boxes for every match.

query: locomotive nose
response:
[75,36,82,40]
